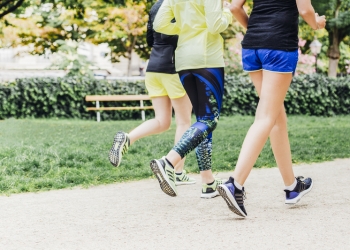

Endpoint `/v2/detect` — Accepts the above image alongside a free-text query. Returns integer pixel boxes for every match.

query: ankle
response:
[165,158,175,169]
[285,178,297,191]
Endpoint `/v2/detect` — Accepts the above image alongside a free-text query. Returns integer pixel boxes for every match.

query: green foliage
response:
[0,0,25,19]
[50,40,95,78]
[5,0,151,64]
[0,116,350,194]
[223,74,350,116]
[285,74,350,115]
[0,76,151,120]
[0,74,349,121]
[312,0,350,75]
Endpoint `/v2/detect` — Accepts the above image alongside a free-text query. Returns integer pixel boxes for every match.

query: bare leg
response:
[170,94,192,173]
[128,96,172,145]
[249,71,295,186]
[129,95,193,174]
[232,71,293,186]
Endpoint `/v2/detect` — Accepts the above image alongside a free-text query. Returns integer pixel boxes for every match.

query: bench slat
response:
[85,95,151,102]
[86,106,154,111]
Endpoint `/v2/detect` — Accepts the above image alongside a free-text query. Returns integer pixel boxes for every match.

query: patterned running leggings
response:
[172,68,224,171]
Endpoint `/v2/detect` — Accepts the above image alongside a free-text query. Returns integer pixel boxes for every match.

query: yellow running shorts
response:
[145,72,186,99]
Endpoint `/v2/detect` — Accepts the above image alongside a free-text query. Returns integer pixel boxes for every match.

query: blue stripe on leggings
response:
[193,74,222,110]
[207,68,224,87]
[193,121,209,132]
[180,73,190,86]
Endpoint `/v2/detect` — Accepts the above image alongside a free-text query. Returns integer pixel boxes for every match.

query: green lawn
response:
[0,116,349,194]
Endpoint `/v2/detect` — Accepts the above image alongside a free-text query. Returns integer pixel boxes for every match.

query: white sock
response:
[285,179,297,191]
[234,179,243,190]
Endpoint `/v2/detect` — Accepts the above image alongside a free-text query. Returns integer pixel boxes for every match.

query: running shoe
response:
[217,177,247,217]
[175,170,196,186]
[285,176,313,204]
[201,178,224,199]
[150,157,177,197]
[109,131,130,167]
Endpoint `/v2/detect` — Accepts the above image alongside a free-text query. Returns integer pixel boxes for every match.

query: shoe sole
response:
[285,181,313,205]
[175,181,196,186]
[200,190,219,199]
[150,159,177,197]
[218,185,247,217]
[109,132,126,167]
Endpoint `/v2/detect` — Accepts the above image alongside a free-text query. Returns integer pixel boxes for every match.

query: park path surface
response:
[0,159,349,250]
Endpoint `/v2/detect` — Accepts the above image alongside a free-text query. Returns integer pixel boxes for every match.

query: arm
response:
[146,13,154,47]
[205,0,233,34]
[153,0,180,35]
[229,0,248,29]
[160,18,178,47]
[296,0,326,30]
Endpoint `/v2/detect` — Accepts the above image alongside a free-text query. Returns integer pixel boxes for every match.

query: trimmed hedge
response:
[0,74,349,120]
[222,74,350,116]
[0,77,151,120]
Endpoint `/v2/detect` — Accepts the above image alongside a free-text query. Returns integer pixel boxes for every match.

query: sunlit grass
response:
[0,115,349,194]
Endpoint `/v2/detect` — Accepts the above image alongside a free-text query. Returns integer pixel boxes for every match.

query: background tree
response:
[90,0,148,76]
[0,0,25,19]
[312,0,350,77]
[1,0,150,76]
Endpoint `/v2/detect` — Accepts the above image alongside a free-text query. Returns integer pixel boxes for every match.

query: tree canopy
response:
[312,0,350,76]
[1,0,349,76]
[0,0,25,19]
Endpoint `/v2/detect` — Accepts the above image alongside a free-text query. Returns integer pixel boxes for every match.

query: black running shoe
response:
[217,177,247,217]
[285,176,313,204]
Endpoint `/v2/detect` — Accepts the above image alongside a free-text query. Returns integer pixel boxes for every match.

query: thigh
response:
[179,70,199,114]
[171,94,192,125]
[250,71,286,123]
[249,70,263,95]
[256,71,292,121]
[151,96,172,122]
[192,68,225,118]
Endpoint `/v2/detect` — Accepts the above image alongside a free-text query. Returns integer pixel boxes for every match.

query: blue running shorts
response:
[242,49,299,74]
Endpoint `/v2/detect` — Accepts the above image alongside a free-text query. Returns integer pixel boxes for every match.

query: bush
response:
[0,76,151,120]
[0,74,349,120]
[223,74,350,116]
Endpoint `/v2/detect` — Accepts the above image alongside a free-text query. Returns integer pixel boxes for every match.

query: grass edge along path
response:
[0,115,349,195]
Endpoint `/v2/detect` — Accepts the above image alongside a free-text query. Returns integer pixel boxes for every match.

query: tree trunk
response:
[126,36,138,77]
[327,0,341,77]
[328,58,339,77]
[127,53,132,77]
[327,32,340,77]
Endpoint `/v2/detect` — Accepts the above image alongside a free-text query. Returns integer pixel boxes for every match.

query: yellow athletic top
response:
[153,0,232,72]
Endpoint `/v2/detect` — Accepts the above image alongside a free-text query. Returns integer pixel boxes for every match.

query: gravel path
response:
[0,159,349,250]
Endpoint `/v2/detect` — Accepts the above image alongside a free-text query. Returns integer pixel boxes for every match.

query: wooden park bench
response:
[85,95,153,122]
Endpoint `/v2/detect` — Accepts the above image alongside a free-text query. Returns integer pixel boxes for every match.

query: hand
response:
[315,13,326,30]
[223,1,231,8]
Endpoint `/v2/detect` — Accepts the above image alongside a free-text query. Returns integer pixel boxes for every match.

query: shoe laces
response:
[296,176,306,192]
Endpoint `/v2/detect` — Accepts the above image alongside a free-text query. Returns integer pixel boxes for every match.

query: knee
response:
[175,116,191,128]
[273,111,288,130]
[255,116,276,129]
[201,117,218,133]
[157,118,171,131]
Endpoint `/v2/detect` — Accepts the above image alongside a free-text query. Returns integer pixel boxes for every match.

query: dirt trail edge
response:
[0,158,349,250]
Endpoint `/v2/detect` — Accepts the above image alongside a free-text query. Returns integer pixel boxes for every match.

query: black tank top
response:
[241,0,299,51]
